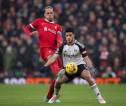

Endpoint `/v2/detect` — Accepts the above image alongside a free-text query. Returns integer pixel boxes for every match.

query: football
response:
[65,62,78,74]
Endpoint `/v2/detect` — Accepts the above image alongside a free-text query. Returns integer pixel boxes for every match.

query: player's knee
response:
[83,72,92,80]
[85,75,90,80]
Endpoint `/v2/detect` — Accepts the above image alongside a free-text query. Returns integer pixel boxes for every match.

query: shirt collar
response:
[44,19,54,23]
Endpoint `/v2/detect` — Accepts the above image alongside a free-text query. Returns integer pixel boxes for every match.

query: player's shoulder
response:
[34,18,44,22]
[55,23,62,29]
[56,24,62,27]
[74,40,85,49]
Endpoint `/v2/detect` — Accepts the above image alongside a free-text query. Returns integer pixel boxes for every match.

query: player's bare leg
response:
[45,57,62,102]
[81,70,106,104]
[46,80,55,99]
[48,69,67,103]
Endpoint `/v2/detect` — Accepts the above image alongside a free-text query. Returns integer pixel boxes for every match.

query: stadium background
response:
[0,0,126,84]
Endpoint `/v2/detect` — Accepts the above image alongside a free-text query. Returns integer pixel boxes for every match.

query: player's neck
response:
[67,42,74,46]
[44,18,54,23]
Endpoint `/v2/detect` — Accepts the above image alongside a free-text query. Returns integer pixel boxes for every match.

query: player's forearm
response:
[57,35,63,48]
[23,25,38,36]
[83,56,94,68]
[84,56,98,75]
[56,27,63,48]
[44,54,59,67]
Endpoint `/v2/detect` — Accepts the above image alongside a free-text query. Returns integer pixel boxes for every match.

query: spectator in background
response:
[3,38,17,77]
[0,0,126,83]
[99,44,109,72]
[102,66,116,78]
[117,66,126,83]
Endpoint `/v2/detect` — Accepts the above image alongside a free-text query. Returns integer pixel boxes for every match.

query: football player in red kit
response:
[23,6,63,102]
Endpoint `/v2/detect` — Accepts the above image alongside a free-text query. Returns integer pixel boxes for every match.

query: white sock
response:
[91,83,101,96]
[53,88,58,95]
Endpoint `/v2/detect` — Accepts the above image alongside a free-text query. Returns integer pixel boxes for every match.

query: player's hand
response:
[22,33,30,40]
[31,31,38,36]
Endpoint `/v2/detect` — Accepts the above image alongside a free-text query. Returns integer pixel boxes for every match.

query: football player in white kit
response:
[44,28,106,104]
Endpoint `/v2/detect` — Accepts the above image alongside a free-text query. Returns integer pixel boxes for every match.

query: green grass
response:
[0,84,126,106]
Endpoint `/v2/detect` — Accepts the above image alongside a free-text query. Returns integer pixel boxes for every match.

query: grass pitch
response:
[0,84,126,106]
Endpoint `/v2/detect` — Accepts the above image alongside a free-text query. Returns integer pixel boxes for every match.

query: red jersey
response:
[24,18,63,49]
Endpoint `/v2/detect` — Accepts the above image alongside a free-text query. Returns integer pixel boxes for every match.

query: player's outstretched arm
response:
[23,25,32,36]
[44,53,59,67]
[83,55,97,75]
[23,24,38,36]
[56,25,63,48]
[83,56,93,68]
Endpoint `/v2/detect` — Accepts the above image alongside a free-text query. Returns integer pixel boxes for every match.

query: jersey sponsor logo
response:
[44,27,48,31]
[44,27,56,34]
[63,48,79,58]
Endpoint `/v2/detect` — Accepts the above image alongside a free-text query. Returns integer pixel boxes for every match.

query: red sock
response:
[47,80,55,99]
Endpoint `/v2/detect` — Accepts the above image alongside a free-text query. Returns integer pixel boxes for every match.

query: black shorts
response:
[65,64,87,82]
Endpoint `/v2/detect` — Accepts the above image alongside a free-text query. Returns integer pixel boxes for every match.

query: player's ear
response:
[44,12,46,17]
[72,33,75,37]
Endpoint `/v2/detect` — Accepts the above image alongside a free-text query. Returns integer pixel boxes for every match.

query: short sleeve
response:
[75,40,88,57]
[30,18,42,29]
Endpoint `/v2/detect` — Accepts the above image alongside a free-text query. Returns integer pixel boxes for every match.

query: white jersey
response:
[57,40,88,67]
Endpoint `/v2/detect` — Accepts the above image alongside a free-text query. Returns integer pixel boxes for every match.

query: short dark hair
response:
[65,28,74,33]
[44,6,53,12]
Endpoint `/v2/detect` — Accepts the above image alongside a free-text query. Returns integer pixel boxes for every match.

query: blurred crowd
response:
[0,0,126,82]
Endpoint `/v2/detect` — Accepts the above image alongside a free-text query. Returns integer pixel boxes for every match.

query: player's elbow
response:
[57,41,63,48]
[23,25,32,35]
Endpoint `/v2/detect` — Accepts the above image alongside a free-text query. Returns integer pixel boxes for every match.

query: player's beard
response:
[48,17,54,22]
[45,17,54,22]
[48,19,53,22]
[67,38,74,45]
